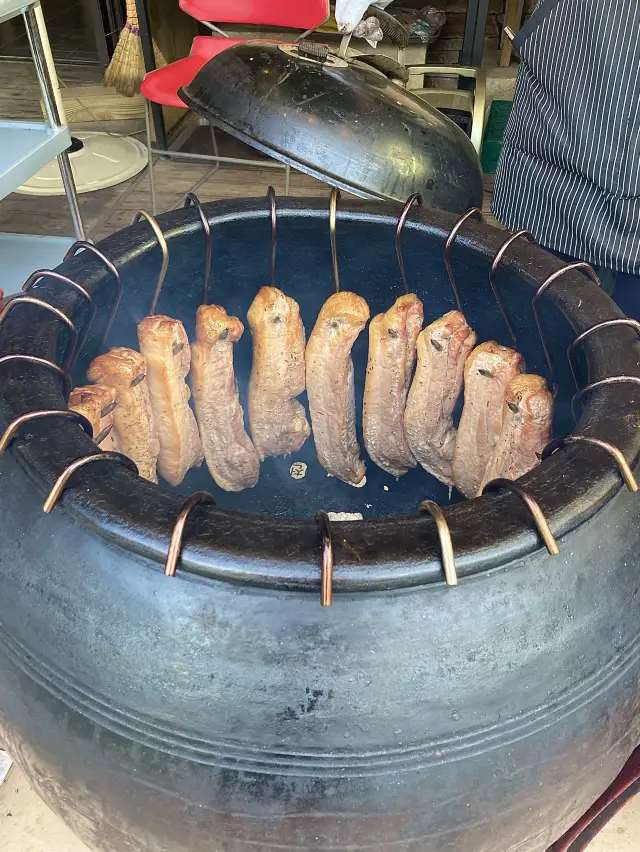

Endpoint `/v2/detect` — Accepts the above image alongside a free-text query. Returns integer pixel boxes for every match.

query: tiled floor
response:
[1,761,639,851]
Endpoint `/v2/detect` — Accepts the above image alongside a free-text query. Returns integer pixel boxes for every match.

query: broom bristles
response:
[104,0,167,98]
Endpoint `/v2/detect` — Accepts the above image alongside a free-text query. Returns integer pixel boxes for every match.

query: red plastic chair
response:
[141,1,330,212]
[180,0,329,34]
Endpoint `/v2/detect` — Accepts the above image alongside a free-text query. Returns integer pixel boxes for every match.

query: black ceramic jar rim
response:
[0,199,639,594]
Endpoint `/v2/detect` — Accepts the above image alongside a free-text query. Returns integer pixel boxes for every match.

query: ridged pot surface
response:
[0,200,639,852]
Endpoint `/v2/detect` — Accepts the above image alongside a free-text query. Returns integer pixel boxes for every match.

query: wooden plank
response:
[500,0,525,67]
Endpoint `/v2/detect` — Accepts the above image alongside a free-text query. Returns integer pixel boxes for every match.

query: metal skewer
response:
[184,193,212,306]
[267,185,278,287]
[572,375,640,424]
[488,230,535,349]
[532,262,600,387]
[131,210,169,316]
[43,452,137,513]
[482,478,559,555]
[542,435,638,492]
[164,491,215,577]
[568,318,640,389]
[22,270,95,354]
[0,296,78,372]
[396,193,422,295]
[0,409,92,455]
[0,354,71,400]
[443,207,483,311]
[315,510,334,607]
[329,187,341,294]
[64,241,122,350]
[419,499,458,586]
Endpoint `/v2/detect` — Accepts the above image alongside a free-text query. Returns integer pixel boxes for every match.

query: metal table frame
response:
[135,0,490,151]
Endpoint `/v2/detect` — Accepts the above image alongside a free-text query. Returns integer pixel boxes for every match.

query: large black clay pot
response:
[0,199,639,852]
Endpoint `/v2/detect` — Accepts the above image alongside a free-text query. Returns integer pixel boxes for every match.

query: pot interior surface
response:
[71,210,578,519]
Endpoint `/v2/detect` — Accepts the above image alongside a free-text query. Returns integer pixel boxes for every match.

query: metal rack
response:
[0,0,84,295]
[0,195,638,607]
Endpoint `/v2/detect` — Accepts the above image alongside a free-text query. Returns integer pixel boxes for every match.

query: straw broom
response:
[104,0,167,98]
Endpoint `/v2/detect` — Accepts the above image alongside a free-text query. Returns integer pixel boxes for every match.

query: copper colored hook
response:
[419,499,458,586]
[0,409,92,455]
[315,510,334,607]
[184,193,212,306]
[266,185,278,286]
[22,269,95,353]
[131,210,169,316]
[482,478,559,555]
[443,207,483,311]
[0,296,78,373]
[0,354,71,400]
[43,451,138,513]
[396,193,422,295]
[164,491,215,577]
[488,229,535,349]
[329,187,341,293]
[568,318,640,390]
[64,241,122,349]
[572,375,640,424]
[542,435,638,492]
[532,262,600,387]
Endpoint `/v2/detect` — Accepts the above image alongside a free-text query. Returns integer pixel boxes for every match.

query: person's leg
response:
[591,266,616,298]
[606,271,640,321]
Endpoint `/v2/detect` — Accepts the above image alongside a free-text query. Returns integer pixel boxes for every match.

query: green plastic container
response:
[481,99,513,174]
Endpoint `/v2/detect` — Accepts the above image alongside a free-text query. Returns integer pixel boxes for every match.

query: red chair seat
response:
[141,37,245,108]
[180,0,328,29]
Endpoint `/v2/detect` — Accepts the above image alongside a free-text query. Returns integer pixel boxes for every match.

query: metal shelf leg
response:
[23,2,86,241]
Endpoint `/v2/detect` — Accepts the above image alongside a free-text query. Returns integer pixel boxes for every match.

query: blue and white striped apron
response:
[491,0,640,276]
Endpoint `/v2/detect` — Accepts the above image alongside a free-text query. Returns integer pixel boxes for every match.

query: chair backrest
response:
[180,0,330,31]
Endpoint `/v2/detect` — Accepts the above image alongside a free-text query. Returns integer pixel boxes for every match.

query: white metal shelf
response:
[0,0,33,25]
[0,233,76,295]
[0,122,71,202]
[0,0,84,291]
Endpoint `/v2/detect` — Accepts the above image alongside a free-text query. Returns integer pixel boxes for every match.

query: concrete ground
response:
[1,760,639,851]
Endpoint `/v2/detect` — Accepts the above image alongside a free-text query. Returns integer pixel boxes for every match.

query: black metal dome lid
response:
[179,42,484,212]
[0,199,639,594]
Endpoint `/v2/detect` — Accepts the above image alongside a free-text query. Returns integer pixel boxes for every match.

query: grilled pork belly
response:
[482,374,553,489]
[87,347,160,483]
[363,294,423,476]
[452,341,524,498]
[69,384,117,451]
[247,286,310,460]
[138,315,203,487]
[306,291,370,486]
[405,311,477,486]
[191,305,260,492]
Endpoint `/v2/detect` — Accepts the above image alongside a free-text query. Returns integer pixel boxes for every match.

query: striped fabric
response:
[491,0,640,275]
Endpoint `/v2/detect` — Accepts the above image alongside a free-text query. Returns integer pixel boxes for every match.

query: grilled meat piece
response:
[482,374,553,489]
[138,315,203,487]
[69,384,117,451]
[306,291,370,486]
[452,341,524,498]
[87,347,160,483]
[404,311,477,486]
[363,294,423,477]
[191,305,260,492]
[247,286,310,460]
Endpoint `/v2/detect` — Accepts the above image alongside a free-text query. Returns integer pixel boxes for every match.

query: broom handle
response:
[33,1,68,125]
